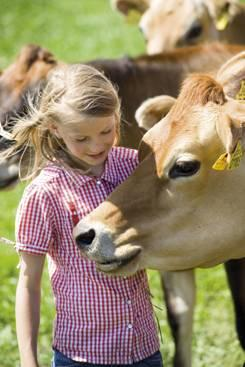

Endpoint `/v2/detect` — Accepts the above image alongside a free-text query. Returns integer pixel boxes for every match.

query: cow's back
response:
[88,43,245,148]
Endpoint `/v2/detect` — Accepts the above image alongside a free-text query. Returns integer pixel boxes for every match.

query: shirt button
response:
[96,180,101,185]
[127,323,133,329]
[126,300,131,305]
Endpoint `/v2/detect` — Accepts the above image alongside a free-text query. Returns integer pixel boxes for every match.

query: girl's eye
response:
[101,129,112,135]
[75,137,87,142]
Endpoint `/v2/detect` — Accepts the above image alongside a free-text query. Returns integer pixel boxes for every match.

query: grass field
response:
[0,1,244,366]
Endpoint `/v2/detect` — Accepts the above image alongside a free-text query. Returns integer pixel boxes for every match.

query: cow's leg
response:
[224,259,245,349]
[160,270,196,367]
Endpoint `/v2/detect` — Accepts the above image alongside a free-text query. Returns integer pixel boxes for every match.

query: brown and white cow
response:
[93,45,245,366]
[112,0,245,53]
[73,51,245,363]
[74,59,245,269]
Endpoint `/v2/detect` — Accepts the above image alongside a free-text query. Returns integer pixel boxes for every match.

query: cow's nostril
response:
[76,229,96,248]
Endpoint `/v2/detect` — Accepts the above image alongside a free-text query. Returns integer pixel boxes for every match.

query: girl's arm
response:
[16,252,46,367]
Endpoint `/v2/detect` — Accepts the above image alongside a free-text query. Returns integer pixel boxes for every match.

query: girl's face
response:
[54,114,117,168]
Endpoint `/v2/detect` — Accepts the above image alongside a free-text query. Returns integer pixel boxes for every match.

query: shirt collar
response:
[47,148,119,188]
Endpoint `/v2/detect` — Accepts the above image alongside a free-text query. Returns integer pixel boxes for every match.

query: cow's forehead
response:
[151,0,183,12]
[194,104,220,145]
[143,103,219,176]
[142,0,203,21]
[148,103,218,147]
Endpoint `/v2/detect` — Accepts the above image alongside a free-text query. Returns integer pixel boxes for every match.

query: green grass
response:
[0,0,145,68]
[0,1,244,366]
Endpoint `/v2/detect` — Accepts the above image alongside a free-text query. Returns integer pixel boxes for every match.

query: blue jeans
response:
[51,349,163,367]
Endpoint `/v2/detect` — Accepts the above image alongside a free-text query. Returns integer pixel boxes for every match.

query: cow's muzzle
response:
[73,219,142,274]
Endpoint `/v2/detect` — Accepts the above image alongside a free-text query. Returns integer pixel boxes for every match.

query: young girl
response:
[3,64,162,367]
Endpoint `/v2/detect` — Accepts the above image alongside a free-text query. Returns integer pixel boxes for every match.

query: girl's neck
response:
[53,150,106,178]
[90,163,105,177]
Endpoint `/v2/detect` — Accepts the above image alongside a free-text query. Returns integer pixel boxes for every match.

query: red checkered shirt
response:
[16,146,160,364]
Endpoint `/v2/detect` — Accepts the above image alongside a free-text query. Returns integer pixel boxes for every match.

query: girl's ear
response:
[49,123,61,139]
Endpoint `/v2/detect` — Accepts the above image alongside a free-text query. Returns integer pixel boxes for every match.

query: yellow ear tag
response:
[212,141,244,170]
[236,80,245,101]
[228,141,243,169]
[215,11,229,30]
[126,9,141,24]
[212,152,228,170]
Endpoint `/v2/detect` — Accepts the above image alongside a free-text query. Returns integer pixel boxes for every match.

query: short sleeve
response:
[111,147,139,185]
[15,185,55,255]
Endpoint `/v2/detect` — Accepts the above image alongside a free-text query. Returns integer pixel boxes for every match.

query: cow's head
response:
[0,44,58,188]
[112,0,241,53]
[73,51,245,276]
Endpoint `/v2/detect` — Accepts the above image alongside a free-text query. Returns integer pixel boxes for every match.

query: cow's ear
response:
[215,100,245,168]
[111,0,149,16]
[217,51,245,99]
[214,51,245,168]
[135,95,176,131]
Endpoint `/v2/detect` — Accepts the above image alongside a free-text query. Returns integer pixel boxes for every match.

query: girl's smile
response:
[87,151,107,160]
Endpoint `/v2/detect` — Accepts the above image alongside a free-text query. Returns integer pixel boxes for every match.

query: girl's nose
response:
[88,140,105,153]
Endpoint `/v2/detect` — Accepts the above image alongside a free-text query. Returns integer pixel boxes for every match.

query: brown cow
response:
[0,44,57,123]
[74,72,245,268]
[73,51,245,364]
[112,0,245,53]
[0,44,58,188]
[0,43,244,367]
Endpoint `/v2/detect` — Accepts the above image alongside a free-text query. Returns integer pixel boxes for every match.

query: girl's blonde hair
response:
[1,64,121,179]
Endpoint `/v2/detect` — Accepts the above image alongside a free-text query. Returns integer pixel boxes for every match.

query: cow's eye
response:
[169,160,200,179]
[185,21,203,41]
